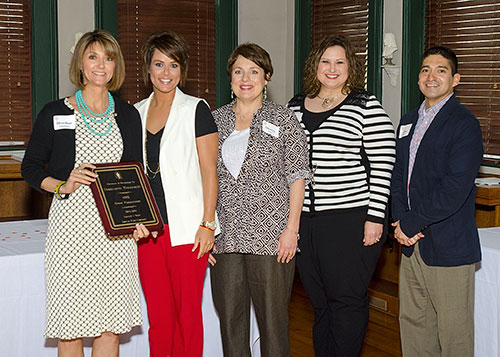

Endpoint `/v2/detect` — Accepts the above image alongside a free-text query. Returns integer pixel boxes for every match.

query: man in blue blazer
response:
[391,46,483,356]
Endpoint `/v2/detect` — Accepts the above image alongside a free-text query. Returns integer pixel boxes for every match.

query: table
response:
[0,220,260,356]
[475,227,500,356]
[475,185,500,228]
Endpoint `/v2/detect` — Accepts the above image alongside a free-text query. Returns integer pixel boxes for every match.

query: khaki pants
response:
[399,243,475,357]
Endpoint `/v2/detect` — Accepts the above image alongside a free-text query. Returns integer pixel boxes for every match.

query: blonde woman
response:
[22,30,143,357]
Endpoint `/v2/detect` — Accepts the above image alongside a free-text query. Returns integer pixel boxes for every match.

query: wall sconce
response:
[382,32,400,87]
[382,65,400,87]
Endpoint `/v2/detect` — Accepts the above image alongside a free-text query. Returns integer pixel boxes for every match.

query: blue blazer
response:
[391,95,483,266]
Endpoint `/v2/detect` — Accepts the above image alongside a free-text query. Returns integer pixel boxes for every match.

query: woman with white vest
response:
[132,31,218,357]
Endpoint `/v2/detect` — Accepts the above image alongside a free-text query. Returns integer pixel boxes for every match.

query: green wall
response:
[31,0,58,119]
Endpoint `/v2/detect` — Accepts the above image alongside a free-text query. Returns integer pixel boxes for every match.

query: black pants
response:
[297,208,383,357]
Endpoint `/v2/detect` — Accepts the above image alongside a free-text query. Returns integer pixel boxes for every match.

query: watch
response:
[201,220,217,231]
[286,226,300,240]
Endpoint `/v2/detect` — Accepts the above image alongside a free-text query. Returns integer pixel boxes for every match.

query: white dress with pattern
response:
[44,99,142,339]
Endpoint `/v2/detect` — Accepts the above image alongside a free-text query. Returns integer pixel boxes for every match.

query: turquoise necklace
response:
[75,89,115,136]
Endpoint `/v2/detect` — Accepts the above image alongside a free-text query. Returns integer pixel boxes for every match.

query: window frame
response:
[215,0,238,108]
[0,0,58,150]
[401,0,425,115]
[31,0,58,124]
[95,0,237,109]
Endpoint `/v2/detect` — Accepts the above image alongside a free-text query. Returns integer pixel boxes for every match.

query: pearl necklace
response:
[317,92,343,109]
[75,90,115,137]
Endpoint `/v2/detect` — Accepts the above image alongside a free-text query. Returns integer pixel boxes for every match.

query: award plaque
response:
[90,161,164,236]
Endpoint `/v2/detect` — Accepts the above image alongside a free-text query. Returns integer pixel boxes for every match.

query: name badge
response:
[262,120,279,138]
[53,115,76,130]
[399,123,412,138]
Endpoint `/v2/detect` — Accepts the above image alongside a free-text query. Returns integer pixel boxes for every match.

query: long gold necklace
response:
[317,92,343,109]
[144,132,161,179]
[144,97,170,180]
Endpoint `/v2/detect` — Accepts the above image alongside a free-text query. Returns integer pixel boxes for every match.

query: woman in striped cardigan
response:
[288,34,396,357]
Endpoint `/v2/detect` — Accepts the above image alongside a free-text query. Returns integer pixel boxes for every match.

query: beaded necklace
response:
[75,89,115,137]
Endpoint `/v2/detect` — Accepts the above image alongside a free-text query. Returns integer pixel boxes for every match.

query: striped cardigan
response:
[288,90,396,223]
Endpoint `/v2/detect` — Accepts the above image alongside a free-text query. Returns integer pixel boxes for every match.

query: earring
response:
[263,85,268,100]
[231,89,234,100]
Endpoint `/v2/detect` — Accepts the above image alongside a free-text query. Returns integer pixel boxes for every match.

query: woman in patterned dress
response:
[209,43,311,356]
[21,30,143,357]
[287,34,396,357]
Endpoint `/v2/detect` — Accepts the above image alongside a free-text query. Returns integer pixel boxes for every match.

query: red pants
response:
[137,225,208,357]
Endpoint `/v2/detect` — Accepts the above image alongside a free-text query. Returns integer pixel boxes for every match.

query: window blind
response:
[0,0,31,145]
[117,0,216,109]
[426,0,500,155]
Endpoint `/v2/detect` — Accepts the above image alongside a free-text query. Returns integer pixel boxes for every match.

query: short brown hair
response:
[303,35,364,98]
[141,31,189,87]
[226,43,273,81]
[69,30,125,91]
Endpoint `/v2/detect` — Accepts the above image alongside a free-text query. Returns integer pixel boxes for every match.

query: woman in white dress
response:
[22,30,143,357]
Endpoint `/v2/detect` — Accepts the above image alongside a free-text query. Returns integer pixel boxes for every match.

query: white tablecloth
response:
[475,227,500,357]
[0,219,260,356]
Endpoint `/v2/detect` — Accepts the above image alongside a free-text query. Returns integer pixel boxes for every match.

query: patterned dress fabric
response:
[212,99,311,255]
[44,99,142,339]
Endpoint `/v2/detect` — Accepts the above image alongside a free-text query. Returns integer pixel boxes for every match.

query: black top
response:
[21,96,143,193]
[146,129,166,223]
[301,107,337,133]
[300,92,354,132]
[194,101,218,137]
[146,101,217,224]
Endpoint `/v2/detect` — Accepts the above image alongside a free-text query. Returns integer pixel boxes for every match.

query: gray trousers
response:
[210,253,295,357]
[399,243,475,357]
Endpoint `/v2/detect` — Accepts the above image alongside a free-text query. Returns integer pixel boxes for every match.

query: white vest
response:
[135,88,220,246]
